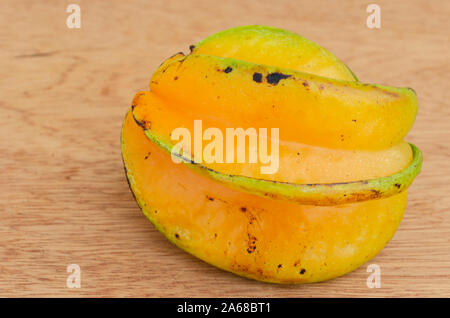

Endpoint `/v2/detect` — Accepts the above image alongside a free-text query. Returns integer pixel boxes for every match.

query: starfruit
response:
[121,25,421,283]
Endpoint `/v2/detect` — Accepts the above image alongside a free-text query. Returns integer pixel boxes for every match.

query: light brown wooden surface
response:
[1,0,449,297]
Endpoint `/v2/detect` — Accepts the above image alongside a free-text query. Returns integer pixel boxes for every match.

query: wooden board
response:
[1,0,449,297]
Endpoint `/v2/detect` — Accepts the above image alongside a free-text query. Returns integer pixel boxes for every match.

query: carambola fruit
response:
[121,25,422,283]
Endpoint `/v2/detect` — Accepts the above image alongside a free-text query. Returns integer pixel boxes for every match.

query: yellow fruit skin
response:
[122,111,406,283]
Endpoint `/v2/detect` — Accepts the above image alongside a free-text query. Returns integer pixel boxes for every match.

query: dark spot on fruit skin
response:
[371,189,381,195]
[206,195,214,201]
[175,233,180,239]
[132,111,152,130]
[233,263,249,272]
[394,183,401,189]
[247,234,257,254]
[241,207,247,212]
[223,66,233,73]
[189,45,195,53]
[174,76,178,80]
[352,119,357,122]
[266,72,291,85]
[136,119,151,130]
[144,152,151,160]
[253,72,263,83]
[319,84,325,90]
[278,264,282,269]
[300,269,306,275]
[302,81,310,89]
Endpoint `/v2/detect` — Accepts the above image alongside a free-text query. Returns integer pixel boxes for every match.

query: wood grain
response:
[0,0,449,297]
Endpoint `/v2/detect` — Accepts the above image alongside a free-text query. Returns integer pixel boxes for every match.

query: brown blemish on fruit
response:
[300,269,306,275]
[256,268,264,277]
[175,233,180,239]
[232,262,249,273]
[223,66,233,73]
[247,234,257,254]
[144,152,151,160]
[336,189,383,203]
[253,72,263,83]
[242,207,258,226]
[302,81,310,89]
[132,110,152,130]
[135,118,151,130]
[266,72,291,85]
[371,189,382,196]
